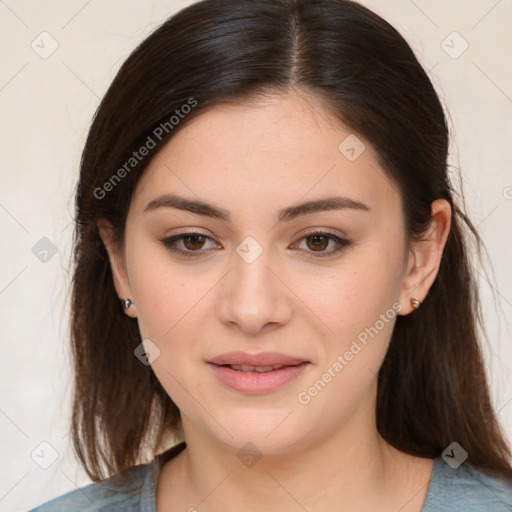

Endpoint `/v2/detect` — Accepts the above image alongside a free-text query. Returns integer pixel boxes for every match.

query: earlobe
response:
[97,219,137,318]
[398,199,452,315]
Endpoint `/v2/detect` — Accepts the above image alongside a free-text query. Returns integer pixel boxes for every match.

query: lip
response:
[206,351,310,395]
[207,351,309,367]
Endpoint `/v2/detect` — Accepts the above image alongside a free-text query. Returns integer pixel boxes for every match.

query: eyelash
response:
[158,229,351,259]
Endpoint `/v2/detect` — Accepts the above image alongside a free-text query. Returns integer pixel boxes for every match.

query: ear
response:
[97,219,137,318]
[398,199,452,315]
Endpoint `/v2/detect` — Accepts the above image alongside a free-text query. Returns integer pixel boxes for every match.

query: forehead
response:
[132,91,400,220]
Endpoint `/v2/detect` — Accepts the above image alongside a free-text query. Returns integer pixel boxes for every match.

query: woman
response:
[30,0,512,510]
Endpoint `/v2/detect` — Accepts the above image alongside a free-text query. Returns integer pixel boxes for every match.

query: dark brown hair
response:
[69,0,512,481]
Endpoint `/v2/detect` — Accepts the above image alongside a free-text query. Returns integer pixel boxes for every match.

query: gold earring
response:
[410,297,421,310]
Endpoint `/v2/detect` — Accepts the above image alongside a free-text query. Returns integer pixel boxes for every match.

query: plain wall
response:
[0,1,511,510]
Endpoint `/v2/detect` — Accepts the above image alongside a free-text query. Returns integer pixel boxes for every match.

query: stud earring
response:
[120,298,135,311]
[410,297,421,310]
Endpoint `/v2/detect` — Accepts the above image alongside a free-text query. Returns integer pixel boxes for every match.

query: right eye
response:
[159,231,219,258]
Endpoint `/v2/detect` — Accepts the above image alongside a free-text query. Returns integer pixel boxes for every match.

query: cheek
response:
[310,256,401,340]
[128,245,204,340]
[134,282,185,340]
[309,282,397,391]
[300,250,402,403]
[294,299,398,437]
[133,271,208,418]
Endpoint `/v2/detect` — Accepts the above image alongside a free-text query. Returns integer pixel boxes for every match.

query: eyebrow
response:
[144,193,371,222]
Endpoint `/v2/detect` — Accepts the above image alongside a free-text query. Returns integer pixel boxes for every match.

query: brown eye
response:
[295,231,351,259]
[182,234,207,250]
[159,230,351,260]
[304,234,330,252]
[159,231,218,258]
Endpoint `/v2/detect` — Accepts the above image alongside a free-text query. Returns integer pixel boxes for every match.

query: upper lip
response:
[207,351,309,366]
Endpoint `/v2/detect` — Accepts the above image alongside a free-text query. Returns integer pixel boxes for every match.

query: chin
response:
[203,408,315,456]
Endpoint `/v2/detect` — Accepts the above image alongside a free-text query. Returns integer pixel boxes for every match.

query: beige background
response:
[0,1,511,510]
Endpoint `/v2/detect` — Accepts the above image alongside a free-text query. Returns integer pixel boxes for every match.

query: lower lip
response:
[207,362,309,394]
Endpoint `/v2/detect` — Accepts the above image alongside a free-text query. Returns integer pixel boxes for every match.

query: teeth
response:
[229,364,286,372]
[254,365,275,372]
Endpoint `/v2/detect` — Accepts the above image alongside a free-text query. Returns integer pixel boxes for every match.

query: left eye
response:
[294,231,350,258]
[159,230,350,259]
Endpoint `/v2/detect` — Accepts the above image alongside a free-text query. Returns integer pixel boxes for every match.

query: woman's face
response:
[102,91,434,455]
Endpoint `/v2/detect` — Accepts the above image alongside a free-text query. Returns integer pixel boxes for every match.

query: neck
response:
[158,399,433,512]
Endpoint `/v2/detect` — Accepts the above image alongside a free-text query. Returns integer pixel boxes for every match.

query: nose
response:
[216,247,293,335]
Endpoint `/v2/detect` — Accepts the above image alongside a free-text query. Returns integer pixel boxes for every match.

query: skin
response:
[99,89,451,512]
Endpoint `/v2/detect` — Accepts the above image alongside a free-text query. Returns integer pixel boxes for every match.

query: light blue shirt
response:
[29,442,512,511]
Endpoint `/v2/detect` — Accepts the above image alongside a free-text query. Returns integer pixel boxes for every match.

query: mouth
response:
[206,352,310,394]
[207,351,309,367]
[217,362,305,373]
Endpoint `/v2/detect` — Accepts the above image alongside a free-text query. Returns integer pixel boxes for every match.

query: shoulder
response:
[422,456,512,512]
[28,460,157,512]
